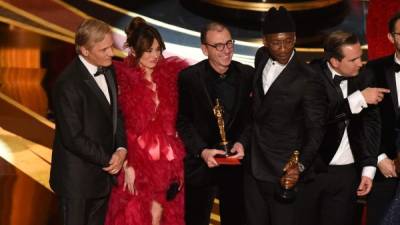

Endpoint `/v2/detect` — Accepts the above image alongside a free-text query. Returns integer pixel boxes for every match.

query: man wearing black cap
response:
[236,6,327,225]
[297,31,385,225]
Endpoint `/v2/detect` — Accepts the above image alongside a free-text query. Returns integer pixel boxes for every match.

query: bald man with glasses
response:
[177,22,254,225]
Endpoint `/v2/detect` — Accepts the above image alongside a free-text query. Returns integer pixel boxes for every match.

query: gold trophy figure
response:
[213,99,229,154]
[277,150,300,201]
[213,98,240,165]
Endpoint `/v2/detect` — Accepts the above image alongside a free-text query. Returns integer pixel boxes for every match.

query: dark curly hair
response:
[125,17,166,63]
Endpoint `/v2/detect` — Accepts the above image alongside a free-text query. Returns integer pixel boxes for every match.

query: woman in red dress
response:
[105,17,188,225]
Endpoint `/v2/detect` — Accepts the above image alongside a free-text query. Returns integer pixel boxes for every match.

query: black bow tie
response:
[333,75,347,86]
[394,63,400,73]
[94,67,110,77]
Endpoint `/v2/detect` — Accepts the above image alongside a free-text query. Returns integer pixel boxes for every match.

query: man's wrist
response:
[362,166,376,180]
[116,147,127,152]
[197,148,207,159]
[116,147,127,156]
[378,153,388,163]
[348,90,367,114]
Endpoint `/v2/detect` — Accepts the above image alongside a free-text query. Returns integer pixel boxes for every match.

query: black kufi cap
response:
[262,6,296,35]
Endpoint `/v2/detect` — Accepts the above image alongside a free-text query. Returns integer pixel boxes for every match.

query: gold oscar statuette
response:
[213,98,229,153]
[277,150,300,202]
[213,98,240,165]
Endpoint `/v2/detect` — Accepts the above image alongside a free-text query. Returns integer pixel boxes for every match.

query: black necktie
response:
[94,67,109,77]
[394,63,400,73]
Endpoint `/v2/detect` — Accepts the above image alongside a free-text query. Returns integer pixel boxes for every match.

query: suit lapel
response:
[322,63,337,90]
[253,54,291,117]
[384,60,399,115]
[257,55,298,116]
[104,68,117,137]
[263,53,301,98]
[226,67,244,129]
[321,63,341,104]
[253,57,268,112]
[196,63,215,116]
[321,62,349,105]
[77,59,112,121]
[264,59,293,95]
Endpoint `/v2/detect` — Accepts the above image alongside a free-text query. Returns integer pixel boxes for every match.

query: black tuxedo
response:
[177,60,253,225]
[296,59,379,225]
[367,55,400,173]
[50,57,126,225]
[365,55,400,225]
[241,48,327,225]
[310,59,379,171]
[241,50,327,181]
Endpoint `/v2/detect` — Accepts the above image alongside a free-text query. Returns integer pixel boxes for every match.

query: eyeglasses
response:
[392,32,400,37]
[204,40,235,51]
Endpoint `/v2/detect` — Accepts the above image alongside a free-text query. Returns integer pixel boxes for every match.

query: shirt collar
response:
[269,50,295,67]
[327,61,344,79]
[79,55,98,77]
[394,53,400,65]
[206,60,232,79]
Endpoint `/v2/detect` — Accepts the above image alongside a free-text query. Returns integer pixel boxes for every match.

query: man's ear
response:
[388,32,395,45]
[80,46,89,57]
[262,36,268,47]
[329,57,340,68]
[201,44,208,57]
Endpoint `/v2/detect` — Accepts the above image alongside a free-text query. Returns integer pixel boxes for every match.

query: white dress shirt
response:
[79,55,111,104]
[262,51,294,94]
[327,63,375,179]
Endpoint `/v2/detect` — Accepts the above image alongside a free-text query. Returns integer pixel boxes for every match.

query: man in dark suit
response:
[176,22,253,225]
[50,19,126,225]
[297,31,386,225]
[365,12,400,225]
[236,7,328,225]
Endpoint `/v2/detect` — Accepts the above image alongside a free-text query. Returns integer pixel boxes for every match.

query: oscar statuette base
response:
[214,142,241,165]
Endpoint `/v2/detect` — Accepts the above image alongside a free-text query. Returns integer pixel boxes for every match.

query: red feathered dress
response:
[105,56,188,225]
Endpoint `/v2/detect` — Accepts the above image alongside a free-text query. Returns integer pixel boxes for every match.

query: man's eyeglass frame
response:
[392,32,400,37]
[204,40,235,51]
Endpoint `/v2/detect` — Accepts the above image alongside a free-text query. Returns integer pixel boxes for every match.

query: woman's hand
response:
[123,164,137,195]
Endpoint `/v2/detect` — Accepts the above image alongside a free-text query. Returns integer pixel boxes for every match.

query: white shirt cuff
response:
[362,166,376,180]
[348,90,368,114]
[378,153,388,163]
[116,147,127,153]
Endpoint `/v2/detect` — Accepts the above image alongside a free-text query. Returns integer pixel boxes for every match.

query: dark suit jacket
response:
[366,55,399,181]
[176,60,253,186]
[50,57,126,198]
[240,49,327,183]
[309,59,379,173]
